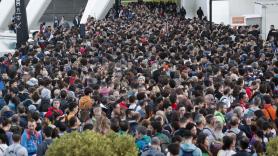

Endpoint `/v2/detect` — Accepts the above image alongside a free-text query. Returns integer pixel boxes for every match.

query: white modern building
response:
[180,0,278,39]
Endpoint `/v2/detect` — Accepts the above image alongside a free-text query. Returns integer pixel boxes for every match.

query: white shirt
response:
[4,143,28,156]
[129,103,141,112]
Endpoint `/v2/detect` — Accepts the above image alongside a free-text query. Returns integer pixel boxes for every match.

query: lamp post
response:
[254,2,267,40]
[209,0,212,31]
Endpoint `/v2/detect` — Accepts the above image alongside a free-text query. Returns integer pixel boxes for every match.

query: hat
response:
[119,102,128,110]
[28,105,37,112]
[26,78,38,87]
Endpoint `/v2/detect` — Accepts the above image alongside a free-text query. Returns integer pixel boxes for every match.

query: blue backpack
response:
[181,148,195,156]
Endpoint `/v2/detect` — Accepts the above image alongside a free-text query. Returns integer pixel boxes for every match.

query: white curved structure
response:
[81,0,114,24]
[26,0,52,29]
[0,0,15,30]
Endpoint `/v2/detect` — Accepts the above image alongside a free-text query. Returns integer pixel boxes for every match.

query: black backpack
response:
[39,98,51,112]
[227,130,244,151]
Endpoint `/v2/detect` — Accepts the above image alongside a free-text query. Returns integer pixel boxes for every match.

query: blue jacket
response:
[21,130,43,156]
[0,97,6,110]
[136,135,151,152]
[180,143,202,156]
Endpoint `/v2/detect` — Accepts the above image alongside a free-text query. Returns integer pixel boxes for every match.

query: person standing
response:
[53,16,59,29]
[21,119,43,156]
[37,127,53,156]
[73,16,80,28]
[197,7,204,20]
[60,16,65,27]
[180,7,186,19]
[79,88,93,122]
[267,25,277,41]
[4,133,28,156]
[179,130,202,156]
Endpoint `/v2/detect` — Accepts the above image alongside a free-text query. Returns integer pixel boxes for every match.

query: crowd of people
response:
[1,1,278,156]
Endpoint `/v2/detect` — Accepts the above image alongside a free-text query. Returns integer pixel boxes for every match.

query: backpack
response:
[39,98,51,112]
[227,130,244,151]
[41,140,51,155]
[141,148,164,156]
[202,128,223,156]
[5,144,23,156]
[181,148,195,156]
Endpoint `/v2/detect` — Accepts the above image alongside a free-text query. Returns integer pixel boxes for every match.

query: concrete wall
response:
[212,1,229,24]
[27,0,52,29]
[181,0,196,18]
[196,0,209,18]
[40,0,88,22]
[265,5,278,39]
[181,0,208,18]
[229,0,255,23]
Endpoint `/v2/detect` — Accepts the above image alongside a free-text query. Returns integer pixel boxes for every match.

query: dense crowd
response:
[1,1,278,156]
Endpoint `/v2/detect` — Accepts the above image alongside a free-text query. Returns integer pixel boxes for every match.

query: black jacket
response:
[232,150,252,156]
[37,138,53,156]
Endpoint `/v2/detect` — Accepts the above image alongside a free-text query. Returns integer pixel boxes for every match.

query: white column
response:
[81,0,96,24]
[26,0,52,29]
[94,0,114,20]
[181,0,196,18]
[81,0,115,24]
[0,0,15,30]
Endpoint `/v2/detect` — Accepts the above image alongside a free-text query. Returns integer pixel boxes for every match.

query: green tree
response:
[46,131,138,156]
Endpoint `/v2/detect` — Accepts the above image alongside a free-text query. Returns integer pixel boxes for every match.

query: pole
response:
[264,5,267,40]
[209,0,212,31]
[15,0,29,48]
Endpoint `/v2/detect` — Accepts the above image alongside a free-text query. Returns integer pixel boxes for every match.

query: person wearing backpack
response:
[21,119,42,156]
[135,126,151,153]
[141,137,164,156]
[4,133,28,156]
[37,127,53,156]
[217,136,236,156]
[39,79,52,112]
[232,137,252,156]
[128,96,141,112]
[225,116,246,151]
[179,129,202,156]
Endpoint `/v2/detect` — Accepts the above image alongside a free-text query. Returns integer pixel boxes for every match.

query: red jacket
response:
[245,87,252,99]
[45,107,63,119]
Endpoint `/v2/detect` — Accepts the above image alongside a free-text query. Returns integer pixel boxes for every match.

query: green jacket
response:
[155,132,170,144]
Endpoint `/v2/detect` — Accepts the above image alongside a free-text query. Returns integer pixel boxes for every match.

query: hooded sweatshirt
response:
[179,143,202,156]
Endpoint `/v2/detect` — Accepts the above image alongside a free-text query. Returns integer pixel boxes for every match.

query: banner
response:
[232,16,246,26]
[15,0,29,48]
